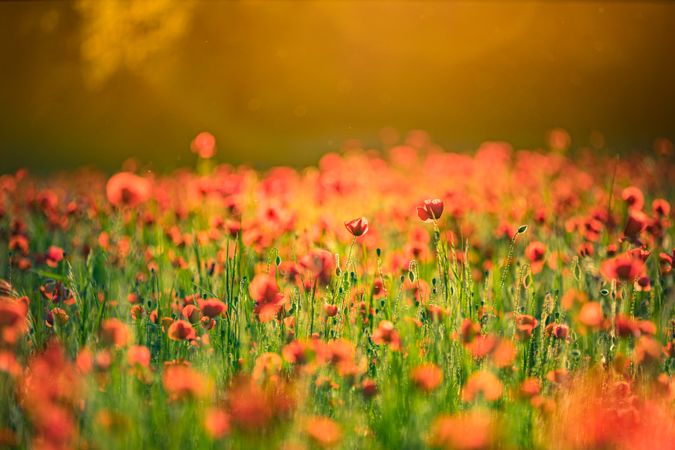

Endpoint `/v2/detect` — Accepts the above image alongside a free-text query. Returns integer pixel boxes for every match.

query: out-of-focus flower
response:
[519,377,541,399]
[227,378,273,432]
[167,319,196,341]
[100,318,130,347]
[191,131,216,159]
[106,172,151,208]
[623,209,648,241]
[652,198,670,217]
[412,363,443,392]
[248,274,286,322]
[428,411,494,450]
[621,186,644,211]
[545,323,570,340]
[601,253,645,282]
[515,314,538,339]
[491,339,517,368]
[323,303,338,317]
[19,342,80,449]
[525,241,546,273]
[462,371,503,402]
[658,252,672,274]
[199,298,227,319]
[299,249,335,285]
[578,302,604,329]
[127,345,151,367]
[417,198,444,221]
[548,371,675,449]
[182,304,202,323]
[460,318,481,343]
[371,320,401,350]
[162,365,213,400]
[304,416,342,448]
[45,245,64,267]
[252,352,283,382]
[634,336,662,365]
[361,378,378,398]
[0,351,21,377]
[547,127,571,151]
[0,296,28,344]
[204,408,230,439]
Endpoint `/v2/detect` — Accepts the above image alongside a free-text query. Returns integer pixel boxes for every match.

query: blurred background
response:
[1,1,674,173]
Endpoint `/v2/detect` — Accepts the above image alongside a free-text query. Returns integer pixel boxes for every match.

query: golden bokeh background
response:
[1,1,674,172]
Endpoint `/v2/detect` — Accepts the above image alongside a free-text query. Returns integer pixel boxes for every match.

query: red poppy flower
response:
[466,334,498,358]
[299,249,335,285]
[491,339,517,368]
[623,209,648,240]
[634,336,662,364]
[199,298,227,319]
[460,318,481,343]
[167,320,197,341]
[372,278,386,298]
[417,198,444,221]
[248,274,286,322]
[545,323,570,340]
[461,370,503,402]
[412,363,443,392]
[182,304,202,323]
[525,241,546,273]
[362,378,378,398]
[282,340,316,366]
[304,416,342,448]
[601,253,645,282]
[652,198,670,217]
[634,275,651,292]
[615,314,640,338]
[621,186,644,211]
[519,377,541,398]
[106,172,151,208]
[127,345,151,367]
[0,297,28,343]
[45,246,64,267]
[371,320,401,350]
[99,318,130,347]
[191,131,216,159]
[46,307,69,327]
[204,408,230,439]
[323,303,338,317]
[162,365,213,400]
[227,378,273,432]
[344,216,369,237]
[578,302,604,328]
[130,304,144,320]
[429,412,494,450]
[515,314,539,339]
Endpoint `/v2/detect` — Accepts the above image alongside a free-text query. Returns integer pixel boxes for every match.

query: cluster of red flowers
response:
[0,131,672,449]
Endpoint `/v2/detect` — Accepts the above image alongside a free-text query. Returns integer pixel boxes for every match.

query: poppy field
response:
[0,133,674,449]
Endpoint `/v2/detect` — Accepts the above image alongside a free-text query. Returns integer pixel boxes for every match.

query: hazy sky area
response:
[1,1,674,173]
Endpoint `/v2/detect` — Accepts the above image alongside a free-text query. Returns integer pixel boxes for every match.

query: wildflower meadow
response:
[0,133,674,449]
